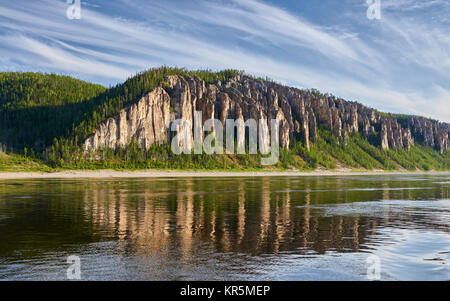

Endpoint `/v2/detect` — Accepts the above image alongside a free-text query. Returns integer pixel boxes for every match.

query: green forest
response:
[0,68,449,172]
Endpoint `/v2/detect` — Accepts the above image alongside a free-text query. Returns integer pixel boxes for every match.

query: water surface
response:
[0,175,449,280]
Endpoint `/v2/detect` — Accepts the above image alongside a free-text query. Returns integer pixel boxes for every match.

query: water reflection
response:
[0,175,449,280]
[83,179,378,255]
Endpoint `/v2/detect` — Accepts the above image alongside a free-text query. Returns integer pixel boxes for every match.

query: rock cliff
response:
[84,75,449,154]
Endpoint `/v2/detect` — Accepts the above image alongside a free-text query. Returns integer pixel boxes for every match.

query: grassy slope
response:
[22,131,448,172]
[1,131,449,172]
[0,153,51,172]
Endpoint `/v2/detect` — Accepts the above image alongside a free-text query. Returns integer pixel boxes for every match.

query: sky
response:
[0,0,449,122]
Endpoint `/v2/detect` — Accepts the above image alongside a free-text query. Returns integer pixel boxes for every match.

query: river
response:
[0,175,448,280]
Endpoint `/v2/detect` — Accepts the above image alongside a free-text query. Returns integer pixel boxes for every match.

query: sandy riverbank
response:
[0,169,448,179]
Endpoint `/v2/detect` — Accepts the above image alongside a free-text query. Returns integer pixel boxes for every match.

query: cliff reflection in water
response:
[79,176,449,257]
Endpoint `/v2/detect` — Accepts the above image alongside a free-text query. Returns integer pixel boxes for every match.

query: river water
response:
[0,175,449,280]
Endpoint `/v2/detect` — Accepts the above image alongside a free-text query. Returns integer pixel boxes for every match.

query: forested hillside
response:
[0,72,106,108]
[0,68,448,171]
[0,68,239,153]
[0,72,106,152]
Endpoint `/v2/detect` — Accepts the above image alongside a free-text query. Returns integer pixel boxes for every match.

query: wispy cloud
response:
[0,35,132,79]
[382,0,449,11]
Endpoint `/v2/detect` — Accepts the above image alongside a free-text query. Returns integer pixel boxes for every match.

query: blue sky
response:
[0,0,449,121]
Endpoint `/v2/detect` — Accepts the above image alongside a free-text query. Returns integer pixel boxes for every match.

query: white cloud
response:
[4,35,132,80]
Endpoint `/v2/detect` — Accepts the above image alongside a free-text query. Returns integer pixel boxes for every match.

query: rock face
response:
[84,75,450,154]
[84,87,171,151]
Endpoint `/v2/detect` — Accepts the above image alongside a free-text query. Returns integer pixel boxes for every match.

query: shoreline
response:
[0,169,449,179]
